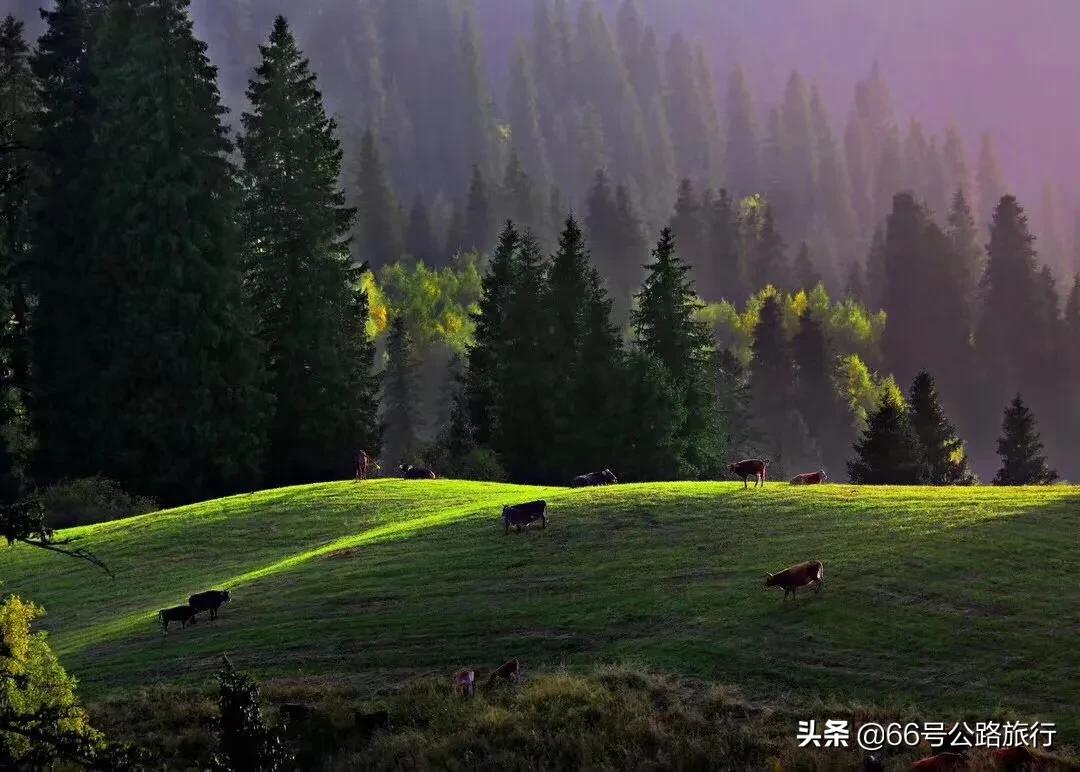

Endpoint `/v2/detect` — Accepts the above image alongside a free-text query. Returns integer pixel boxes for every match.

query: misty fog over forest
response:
[3,0,1079,495]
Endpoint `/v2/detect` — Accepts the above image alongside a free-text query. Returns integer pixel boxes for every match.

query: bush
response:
[38,477,157,529]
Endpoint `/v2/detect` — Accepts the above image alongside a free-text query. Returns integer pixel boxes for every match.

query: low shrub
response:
[38,477,157,529]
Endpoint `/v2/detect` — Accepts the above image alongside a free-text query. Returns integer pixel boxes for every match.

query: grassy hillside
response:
[3,480,1078,743]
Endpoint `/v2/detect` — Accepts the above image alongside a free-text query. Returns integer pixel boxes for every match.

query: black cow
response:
[189,589,231,620]
[502,500,547,534]
[400,464,437,479]
[159,604,196,635]
[570,469,618,488]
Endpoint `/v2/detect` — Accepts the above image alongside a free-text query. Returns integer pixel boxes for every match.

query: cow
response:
[764,560,823,600]
[485,658,520,688]
[401,464,437,480]
[189,589,231,621]
[451,669,476,697]
[729,458,768,488]
[570,469,618,488]
[790,469,828,485]
[992,747,1047,771]
[355,450,380,481]
[159,604,197,635]
[502,501,547,534]
[910,751,968,771]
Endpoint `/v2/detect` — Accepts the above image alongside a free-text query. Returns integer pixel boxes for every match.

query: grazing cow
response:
[910,751,967,771]
[992,747,1046,771]
[503,501,547,534]
[570,469,618,487]
[452,669,476,697]
[729,458,768,488]
[485,658,520,688]
[188,589,231,620]
[790,469,828,485]
[355,450,380,481]
[159,604,197,635]
[764,560,824,600]
[401,464,437,480]
[354,709,390,739]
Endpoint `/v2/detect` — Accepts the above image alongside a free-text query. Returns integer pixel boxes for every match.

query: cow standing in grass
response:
[502,501,546,534]
[401,464,436,479]
[730,458,768,488]
[189,589,230,620]
[159,604,196,634]
[570,469,618,487]
[764,560,823,600]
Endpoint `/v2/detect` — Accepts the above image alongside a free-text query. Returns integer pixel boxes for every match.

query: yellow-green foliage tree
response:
[834,353,903,431]
[0,595,103,766]
[700,284,885,368]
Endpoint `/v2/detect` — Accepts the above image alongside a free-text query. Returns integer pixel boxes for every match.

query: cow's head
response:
[222,590,232,604]
[764,572,776,588]
[602,469,617,483]
[819,470,828,481]
[400,464,411,474]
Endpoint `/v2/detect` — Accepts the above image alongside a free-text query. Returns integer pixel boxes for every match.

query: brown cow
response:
[451,669,476,697]
[790,469,827,485]
[485,658,520,688]
[764,560,823,600]
[992,747,1048,771]
[910,752,967,771]
[730,458,768,488]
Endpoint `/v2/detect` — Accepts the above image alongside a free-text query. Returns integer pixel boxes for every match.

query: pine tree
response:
[28,0,106,484]
[611,184,647,319]
[844,259,868,304]
[543,214,622,479]
[847,394,924,484]
[501,153,537,231]
[464,164,495,254]
[405,194,439,264]
[907,371,974,485]
[355,128,403,268]
[75,0,269,503]
[792,309,848,467]
[993,394,1057,485]
[946,187,984,319]
[494,231,550,482]
[704,188,745,302]
[794,242,821,290]
[779,70,816,237]
[754,205,789,291]
[381,316,420,467]
[465,222,519,446]
[619,350,686,481]
[239,16,379,486]
[811,86,856,264]
[669,178,705,272]
[664,33,712,185]
[976,132,1005,231]
[0,16,37,390]
[444,203,465,258]
[724,64,759,198]
[586,169,619,285]
[506,41,551,194]
[633,227,719,476]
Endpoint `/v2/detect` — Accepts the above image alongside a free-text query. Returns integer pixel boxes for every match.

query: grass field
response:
[3,479,1079,748]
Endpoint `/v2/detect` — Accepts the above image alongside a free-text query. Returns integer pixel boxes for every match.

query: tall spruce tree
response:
[724,64,759,198]
[494,230,550,482]
[794,242,821,290]
[239,16,379,486]
[632,227,719,476]
[704,188,744,302]
[74,0,268,503]
[28,0,105,484]
[0,16,37,391]
[847,394,924,484]
[501,153,537,231]
[355,128,403,268]
[993,394,1057,485]
[754,205,789,291]
[381,316,420,467]
[543,214,622,480]
[405,194,439,264]
[464,164,495,254]
[907,371,974,485]
[793,309,847,468]
[465,221,519,447]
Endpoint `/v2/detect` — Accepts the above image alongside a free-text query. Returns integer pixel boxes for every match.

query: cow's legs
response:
[743,477,748,489]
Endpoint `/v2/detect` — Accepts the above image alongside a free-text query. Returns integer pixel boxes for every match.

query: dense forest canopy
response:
[1,0,1077,501]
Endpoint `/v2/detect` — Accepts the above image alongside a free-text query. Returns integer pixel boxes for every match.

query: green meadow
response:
[3,480,1078,741]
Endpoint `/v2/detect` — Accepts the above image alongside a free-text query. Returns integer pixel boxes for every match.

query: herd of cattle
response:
[150,456,1062,769]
